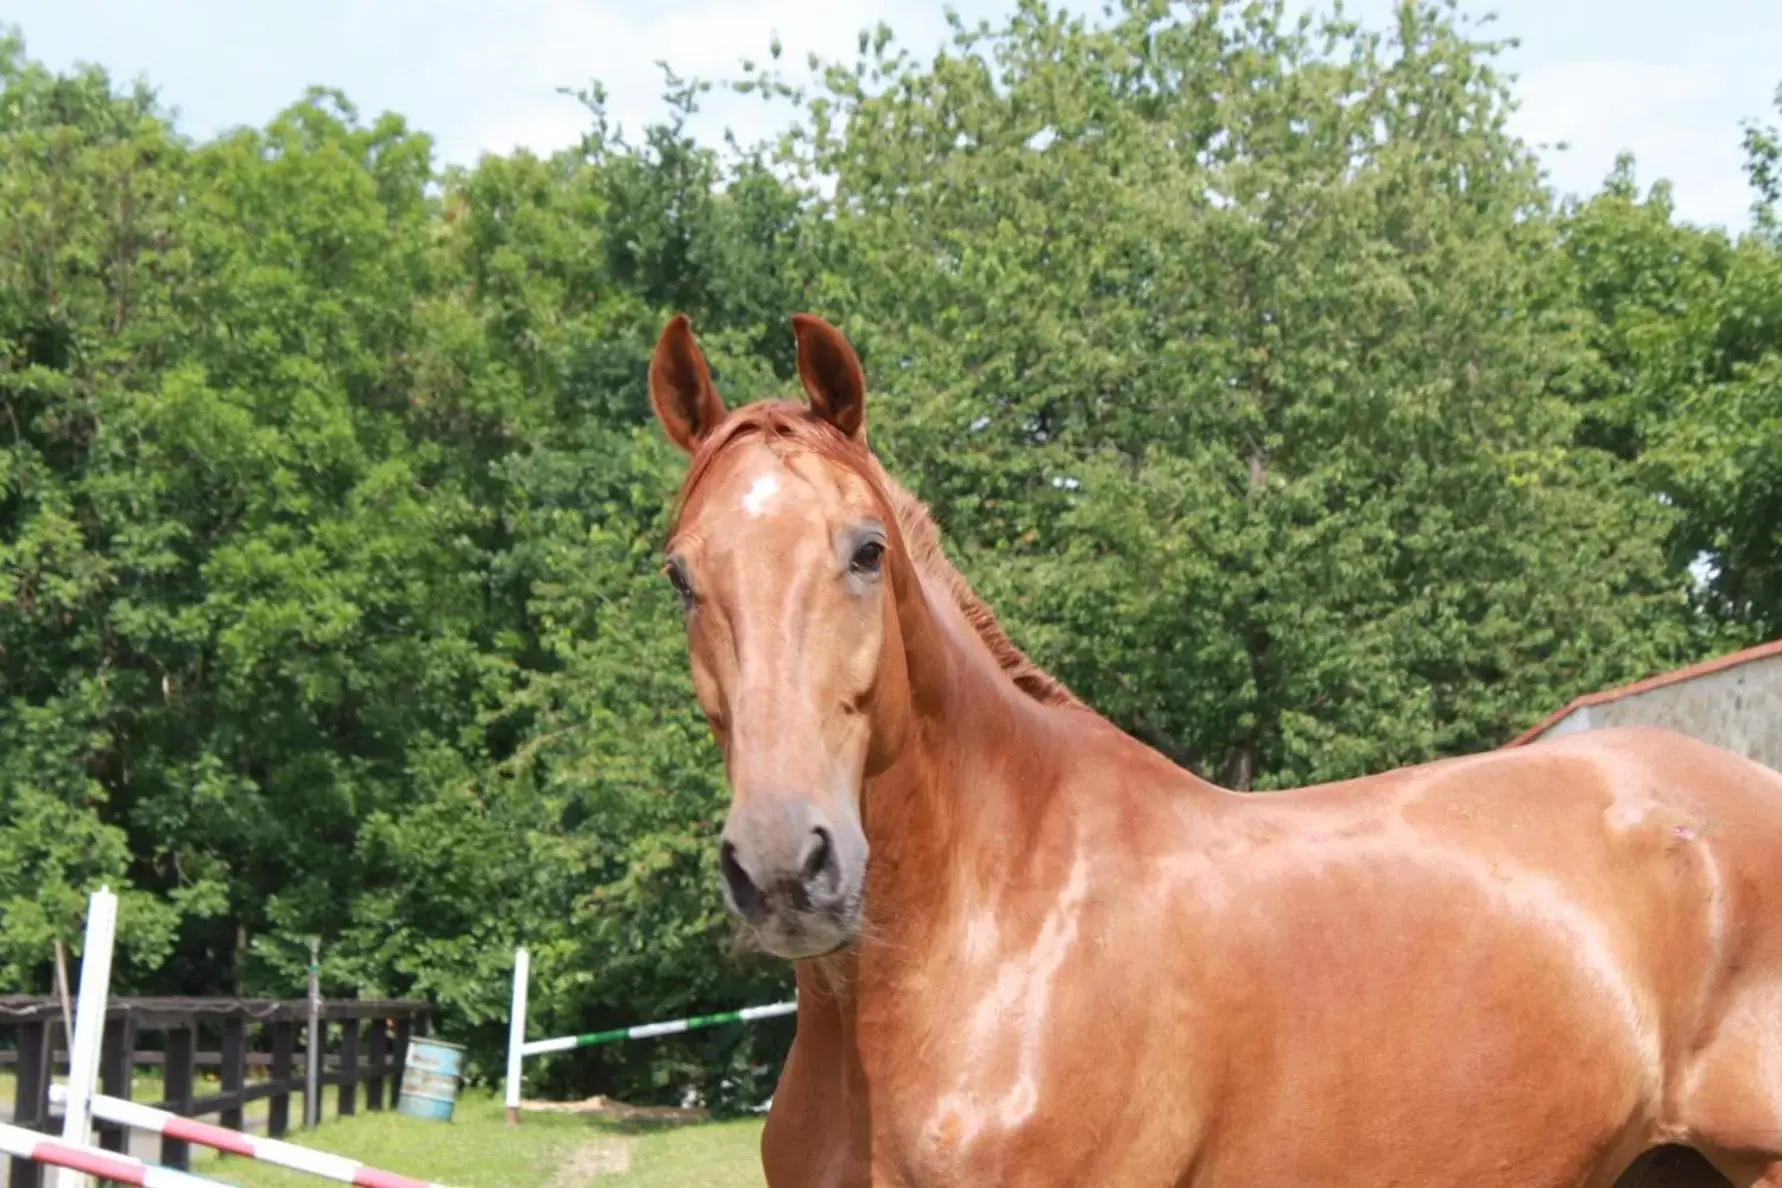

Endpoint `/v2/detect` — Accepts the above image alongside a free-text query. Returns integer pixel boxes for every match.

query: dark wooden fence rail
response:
[0,997,429,1188]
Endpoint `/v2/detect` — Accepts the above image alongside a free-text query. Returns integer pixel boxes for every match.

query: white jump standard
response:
[25,887,453,1188]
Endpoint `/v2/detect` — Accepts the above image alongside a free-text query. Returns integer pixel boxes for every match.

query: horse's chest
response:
[856,937,1183,1183]
[865,1030,1067,1185]
[866,1031,1186,1188]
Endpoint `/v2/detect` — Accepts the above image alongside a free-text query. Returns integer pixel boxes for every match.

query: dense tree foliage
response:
[1554,102,1782,640]
[2,4,1777,1108]
[779,1,1729,787]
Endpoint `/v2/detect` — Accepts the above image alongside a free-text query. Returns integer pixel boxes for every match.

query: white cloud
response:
[1509,58,1757,227]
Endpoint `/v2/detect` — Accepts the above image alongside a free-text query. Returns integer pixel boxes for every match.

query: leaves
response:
[1555,136,1782,640]
[791,0,1709,786]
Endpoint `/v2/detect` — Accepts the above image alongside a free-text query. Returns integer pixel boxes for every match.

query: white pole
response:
[58,885,117,1188]
[504,947,529,1127]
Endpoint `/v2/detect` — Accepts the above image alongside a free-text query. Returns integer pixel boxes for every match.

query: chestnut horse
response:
[648,312,1782,1187]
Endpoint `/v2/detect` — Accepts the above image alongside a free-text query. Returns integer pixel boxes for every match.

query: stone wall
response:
[1534,652,1782,772]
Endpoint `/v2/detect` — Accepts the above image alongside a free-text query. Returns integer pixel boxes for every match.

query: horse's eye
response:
[849,540,885,577]
[665,561,694,609]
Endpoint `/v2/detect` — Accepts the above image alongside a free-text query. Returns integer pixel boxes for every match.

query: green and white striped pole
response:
[503,946,796,1124]
[518,1000,798,1056]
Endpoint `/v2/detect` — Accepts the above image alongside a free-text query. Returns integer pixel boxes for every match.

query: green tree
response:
[772,0,1703,787]
[0,38,497,990]
[328,85,816,1106]
[1556,90,1782,640]
[1,37,208,984]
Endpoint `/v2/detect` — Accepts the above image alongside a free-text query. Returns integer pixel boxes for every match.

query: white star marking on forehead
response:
[741,473,780,517]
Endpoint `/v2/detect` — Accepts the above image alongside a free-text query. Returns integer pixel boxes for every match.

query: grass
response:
[197,1089,766,1188]
[4,1074,765,1188]
[617,1115,771,1188]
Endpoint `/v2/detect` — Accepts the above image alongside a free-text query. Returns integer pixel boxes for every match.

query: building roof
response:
[1503,637,1782,749]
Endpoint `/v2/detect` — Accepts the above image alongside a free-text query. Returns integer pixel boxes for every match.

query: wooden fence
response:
[0,997,430,1188]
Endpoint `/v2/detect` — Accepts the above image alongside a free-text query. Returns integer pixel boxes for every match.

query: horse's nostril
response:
[801,826,837,888]
[721,840,765,923]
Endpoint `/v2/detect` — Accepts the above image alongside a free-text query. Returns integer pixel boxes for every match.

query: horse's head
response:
[650,314,913,959]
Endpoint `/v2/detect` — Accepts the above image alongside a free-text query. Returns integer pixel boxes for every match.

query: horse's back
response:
[1522,723,1782,818]
[1568,729,1782,1181]
[1175,725,1782,1187]
[1337,723,1782,1056]
[1542,727,1782,1179]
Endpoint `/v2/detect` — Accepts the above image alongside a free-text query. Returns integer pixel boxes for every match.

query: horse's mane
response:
[672,401,1084,710]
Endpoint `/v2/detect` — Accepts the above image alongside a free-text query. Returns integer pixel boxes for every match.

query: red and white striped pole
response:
[0,1121,232,1188]
[47,1088,451,1188]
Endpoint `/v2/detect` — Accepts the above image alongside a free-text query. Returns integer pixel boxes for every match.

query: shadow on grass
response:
[588,1114,722,1137]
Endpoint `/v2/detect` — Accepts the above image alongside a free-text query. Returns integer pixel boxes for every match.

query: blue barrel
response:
[397,1036,466,1122]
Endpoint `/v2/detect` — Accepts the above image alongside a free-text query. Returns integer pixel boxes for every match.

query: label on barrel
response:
[401,1069,458,1098]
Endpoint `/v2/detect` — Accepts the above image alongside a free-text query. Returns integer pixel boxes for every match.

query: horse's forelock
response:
[671,402,864,529]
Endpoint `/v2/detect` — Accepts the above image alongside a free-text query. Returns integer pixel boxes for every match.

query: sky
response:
[6,0,1779,232]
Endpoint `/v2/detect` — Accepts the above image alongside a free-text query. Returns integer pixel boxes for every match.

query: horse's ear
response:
[650,314,727,454]
[791,314,866,441]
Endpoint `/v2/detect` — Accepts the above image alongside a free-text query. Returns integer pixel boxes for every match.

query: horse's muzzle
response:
[719,798,865,958]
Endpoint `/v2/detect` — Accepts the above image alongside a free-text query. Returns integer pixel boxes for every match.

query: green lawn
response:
[4,1075,765,1187]
[194,1089,765,1188]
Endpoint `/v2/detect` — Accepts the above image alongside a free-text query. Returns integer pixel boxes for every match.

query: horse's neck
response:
[856,564,1063,941]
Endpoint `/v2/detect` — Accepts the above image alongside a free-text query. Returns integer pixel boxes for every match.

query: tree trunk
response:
[1220,743,1257,791]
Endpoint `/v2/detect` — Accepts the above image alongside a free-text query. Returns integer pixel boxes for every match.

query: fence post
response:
[305,938,321,1130]
[392,1014,412,1108]
[219,1016,246,1132]
[505,947,529,1126]
[366,1019,388,1111]
[9,1018,53,1188]
[57,886,117,1188]
[95,1014,135,1154]
[160,1025,194,1171]
[337,1019,359,1118]
[268,1019,294,1138]
[305,1018,328,1131]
